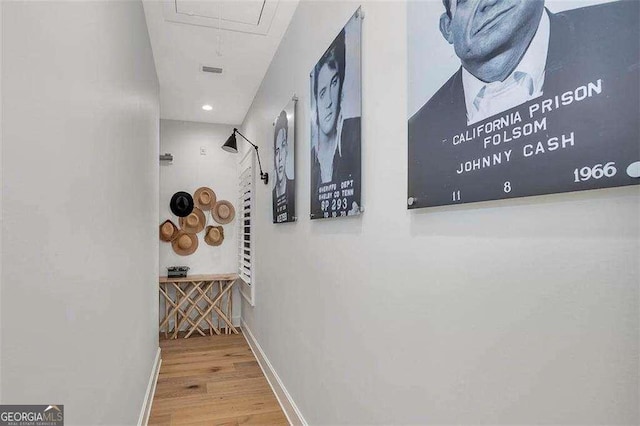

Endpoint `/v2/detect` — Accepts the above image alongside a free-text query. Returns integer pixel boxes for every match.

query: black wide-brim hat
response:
[170,191,194,217]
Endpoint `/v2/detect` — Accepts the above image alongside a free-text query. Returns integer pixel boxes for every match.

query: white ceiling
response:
[143,0,299,125]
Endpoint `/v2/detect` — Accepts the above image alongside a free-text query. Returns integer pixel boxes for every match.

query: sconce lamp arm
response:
[234,128,269,185]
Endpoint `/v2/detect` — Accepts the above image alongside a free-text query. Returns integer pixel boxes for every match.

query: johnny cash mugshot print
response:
[407,0,640,209]
[272,99,296,223]
[310,8,362,220]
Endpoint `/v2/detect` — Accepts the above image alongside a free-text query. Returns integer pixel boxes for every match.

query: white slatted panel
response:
[238,163,253,285]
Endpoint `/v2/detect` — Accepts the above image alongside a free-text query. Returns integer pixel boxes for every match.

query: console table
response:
[159,273,239,339]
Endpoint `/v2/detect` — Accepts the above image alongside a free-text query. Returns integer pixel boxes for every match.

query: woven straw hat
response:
[179,207,206,234]
[212,200,235,224]
[194,187,217,211]
[159,220,179,242]
[171,231,198,256]
[204,226,224,246]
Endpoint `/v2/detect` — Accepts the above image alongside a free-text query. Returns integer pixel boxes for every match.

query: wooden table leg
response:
[159,283,183,339]
[217,281,222,332]
[175,283,180,338]
[159,284,177,339]
[227,284,232,334]
[161,283,201,339]
[207,280,238,335]
[190,281,219,335]
[209,283,214,336]
[164,285,169,339]
[160,275,240,339]
[223,282,228,335]
[162,284,168,339]
[186,281,234,338]
[191,281,221,336]
[175,281,210,338]
[159,285,163,338]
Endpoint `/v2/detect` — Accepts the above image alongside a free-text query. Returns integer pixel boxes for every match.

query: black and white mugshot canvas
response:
[272,99,297,224]
[407,0,640,209]
[310,8,362,220]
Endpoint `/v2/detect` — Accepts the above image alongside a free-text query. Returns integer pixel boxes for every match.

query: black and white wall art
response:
[407,0,640,209]
[310,8,362,220]
[272,98,297,223]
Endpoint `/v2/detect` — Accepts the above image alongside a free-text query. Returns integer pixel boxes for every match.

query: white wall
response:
[0,0,3,403]
[1,2,159,424]
[159,119,241,325]
[240,1,639,424]
[159,119,238,275]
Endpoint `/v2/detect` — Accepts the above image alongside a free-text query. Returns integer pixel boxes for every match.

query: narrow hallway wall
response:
[1,1,160,423]
[240,1,639,424]
[0,1,4,402]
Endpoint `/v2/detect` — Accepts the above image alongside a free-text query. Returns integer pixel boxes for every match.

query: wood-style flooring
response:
[149,331,288,425]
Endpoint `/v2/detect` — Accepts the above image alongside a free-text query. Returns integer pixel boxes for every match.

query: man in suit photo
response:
[273,110,296,223]
[408,0,639,208]
[416,0,638,126]
[310,27,361,219]
[440,0,548,125]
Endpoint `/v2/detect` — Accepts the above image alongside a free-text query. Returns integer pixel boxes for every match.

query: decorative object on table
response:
[221,128,269,185]
[171,231,199,256]
[272,97,297,224]
[212,200,235,224]
[167,266,189,278]
[159,219,179,242]
[194,187,217,211]
[204,225,224,246]
[309,8,362,220]
[170,191,194,217]
[179,207,206,234]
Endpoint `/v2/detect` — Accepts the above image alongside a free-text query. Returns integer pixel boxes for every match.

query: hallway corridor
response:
[149,332,288,425]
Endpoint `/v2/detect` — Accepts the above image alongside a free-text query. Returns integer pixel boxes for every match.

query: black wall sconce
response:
[221,128,269,185]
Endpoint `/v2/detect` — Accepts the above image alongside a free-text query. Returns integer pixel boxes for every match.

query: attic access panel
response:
[176,0,264,26]
[163,0,277,35]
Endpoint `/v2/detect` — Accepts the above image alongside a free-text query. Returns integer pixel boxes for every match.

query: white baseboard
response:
[138,347,162,426]
[241,319,307,426]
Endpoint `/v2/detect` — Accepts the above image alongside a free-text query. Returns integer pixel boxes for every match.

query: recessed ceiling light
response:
[202,104,213,111]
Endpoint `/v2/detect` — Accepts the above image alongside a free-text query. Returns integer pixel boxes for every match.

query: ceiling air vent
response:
[202,66,223,74]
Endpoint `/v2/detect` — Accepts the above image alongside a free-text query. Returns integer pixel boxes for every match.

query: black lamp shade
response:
[221,133,238,153]
[220,128,268,185]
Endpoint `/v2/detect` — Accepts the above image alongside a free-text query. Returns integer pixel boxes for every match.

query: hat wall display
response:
[212,200,235,224]
[159,220,179,242]
[179,207,206,234]
[172,231,198,256]
[170,191,194,217]
[204,226,224,246]
[194,187,217,211]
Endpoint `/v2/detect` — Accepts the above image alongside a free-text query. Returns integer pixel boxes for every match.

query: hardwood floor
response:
[149,331,288,425]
